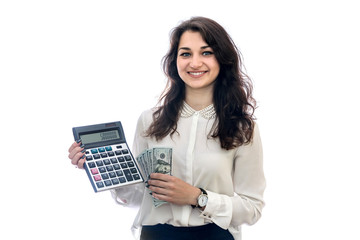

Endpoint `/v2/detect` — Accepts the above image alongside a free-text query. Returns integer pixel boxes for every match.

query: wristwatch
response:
[191,188,208,208]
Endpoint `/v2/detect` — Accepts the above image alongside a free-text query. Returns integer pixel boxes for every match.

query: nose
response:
[190,55,202,69]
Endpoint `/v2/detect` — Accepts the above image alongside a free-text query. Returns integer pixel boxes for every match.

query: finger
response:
[71,151,85,166]
[68,145,84,160]
[68,141,81,154]
[149,184,168,195]
[150,173,172,181]
[151,191,168,200]
[148,179,166,188]
[77,155,86,169]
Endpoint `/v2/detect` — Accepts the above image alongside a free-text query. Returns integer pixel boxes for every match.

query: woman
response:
[68,16,265,240]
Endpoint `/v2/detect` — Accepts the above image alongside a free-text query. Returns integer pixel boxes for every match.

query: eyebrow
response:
[178,45,210,51]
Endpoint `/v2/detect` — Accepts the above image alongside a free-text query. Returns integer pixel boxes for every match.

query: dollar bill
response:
[146,148,153,174]
[152,148,172,175]
[151,148,172,207]
[136,147,172,207]
[136,154,147,179]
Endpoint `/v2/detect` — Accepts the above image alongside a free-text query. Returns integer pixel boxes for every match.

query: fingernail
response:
[81,149,86,153]
[145,184,149,188]
[76,139,82,143]
[80,144,85,148]
[81,154,86,159]
[149,192,153,195]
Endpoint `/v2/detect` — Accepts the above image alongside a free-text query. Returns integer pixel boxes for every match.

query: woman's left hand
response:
[147,173,201,206]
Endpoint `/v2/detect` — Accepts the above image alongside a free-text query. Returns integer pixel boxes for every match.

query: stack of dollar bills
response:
[136,147,172,207]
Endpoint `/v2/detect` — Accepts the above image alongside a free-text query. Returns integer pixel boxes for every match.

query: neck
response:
[185,88,213,111]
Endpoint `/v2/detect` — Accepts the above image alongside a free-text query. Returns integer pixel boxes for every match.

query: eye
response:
[179,52,191,57]
[202,51,214,56]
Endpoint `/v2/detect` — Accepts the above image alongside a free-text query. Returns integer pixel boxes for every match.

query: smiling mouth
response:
[188,71,206,76]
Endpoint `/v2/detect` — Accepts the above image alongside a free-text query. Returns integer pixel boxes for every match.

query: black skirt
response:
[140,223,234,240]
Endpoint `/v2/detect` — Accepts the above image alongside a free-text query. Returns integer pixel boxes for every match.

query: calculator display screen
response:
[80,130,120,144]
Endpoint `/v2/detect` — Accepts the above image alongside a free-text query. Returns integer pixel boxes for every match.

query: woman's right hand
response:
[68,141,86,169]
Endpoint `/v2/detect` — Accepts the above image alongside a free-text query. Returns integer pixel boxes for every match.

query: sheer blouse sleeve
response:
[200,123,266,229]
[110,111,149,207]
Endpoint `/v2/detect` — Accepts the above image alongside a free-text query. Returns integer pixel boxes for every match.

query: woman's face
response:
[176,31,220,93]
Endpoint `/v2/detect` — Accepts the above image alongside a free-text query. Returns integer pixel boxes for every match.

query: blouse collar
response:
[180,101,216,119]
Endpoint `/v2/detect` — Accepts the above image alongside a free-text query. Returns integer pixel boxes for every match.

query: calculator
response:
[72,121,144,192]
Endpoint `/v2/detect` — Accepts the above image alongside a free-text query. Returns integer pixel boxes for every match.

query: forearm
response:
[199,190,264,229]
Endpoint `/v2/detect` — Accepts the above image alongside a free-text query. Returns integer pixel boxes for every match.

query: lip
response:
[188,71,207,78]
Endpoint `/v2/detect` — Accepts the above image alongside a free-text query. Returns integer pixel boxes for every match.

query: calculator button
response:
[94,175,102,181]
[130,168,137,174]
[88,162,96,168]
[109,172,116,178]
[119,177,126,183]
[120,163,128,169]
[113,164,120,170]
[98,167,106,173]
[115,150,122,155]
[112,178,120,185]
[103,159,111,165]
[104,180,112,186]
[123,169,133,181]
[116,170,123,177]
[116,145,122,149]
[98,147,106,152]
[86,155,93,161]
[105,146,112,151]
[110,158,118,164]
[101,173,109,180]
[93,154,100,159]
[100,153,108,158]
[133,174,140,180]
[125,155,132,161]
[128,162,135,167]
[96,182,104,188]
[91,169,99,175]
[91,149,98,154]
[108,151,115,157]
[106,166,114,172]
[117,157,125,162]
[122,149,129,154]
[96,160,104,167]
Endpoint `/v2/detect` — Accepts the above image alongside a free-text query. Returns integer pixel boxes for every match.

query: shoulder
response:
[234,121,263,158]
[248,121,262,151]
[236,121,262,148]
[253,122,261,140]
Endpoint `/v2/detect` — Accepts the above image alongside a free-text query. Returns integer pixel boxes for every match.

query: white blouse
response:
[111,103,266,240]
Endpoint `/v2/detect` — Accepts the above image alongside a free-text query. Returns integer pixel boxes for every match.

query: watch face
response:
[198,195,208,207]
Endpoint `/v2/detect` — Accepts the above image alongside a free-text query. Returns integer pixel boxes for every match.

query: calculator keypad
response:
[84,143,143,192]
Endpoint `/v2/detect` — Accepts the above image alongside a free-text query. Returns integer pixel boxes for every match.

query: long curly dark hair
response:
[146,16,257,150]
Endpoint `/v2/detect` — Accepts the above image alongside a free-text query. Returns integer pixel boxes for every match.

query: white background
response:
[1,0,359,239]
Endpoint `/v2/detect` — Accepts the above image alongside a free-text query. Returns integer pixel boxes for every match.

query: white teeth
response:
[189,72,205,76]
